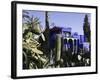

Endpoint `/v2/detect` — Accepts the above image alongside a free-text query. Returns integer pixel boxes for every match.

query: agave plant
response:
[22,11,49,69]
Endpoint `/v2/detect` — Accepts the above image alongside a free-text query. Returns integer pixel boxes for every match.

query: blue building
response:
[79,35,84,44]
[49,26,90,55]
[62,27,72,38]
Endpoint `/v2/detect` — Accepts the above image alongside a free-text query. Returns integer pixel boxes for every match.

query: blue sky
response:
[23,10,91,35]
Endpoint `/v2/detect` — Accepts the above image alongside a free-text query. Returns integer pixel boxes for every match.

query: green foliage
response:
[22,11,49,69]
[83,14,91,42]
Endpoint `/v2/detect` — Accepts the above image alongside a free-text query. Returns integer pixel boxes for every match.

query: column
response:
[72,39,74,55]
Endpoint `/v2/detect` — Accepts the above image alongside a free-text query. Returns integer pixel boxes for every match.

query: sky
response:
[23,10,91,35]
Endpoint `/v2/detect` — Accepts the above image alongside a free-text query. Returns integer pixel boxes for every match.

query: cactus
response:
[55,34,62,68]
